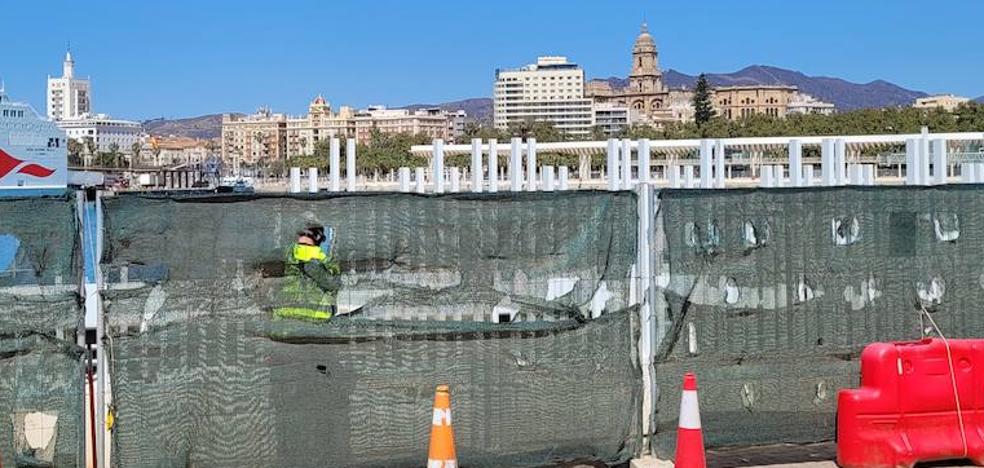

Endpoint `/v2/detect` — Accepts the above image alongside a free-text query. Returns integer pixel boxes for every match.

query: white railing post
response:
[639,138,651,184]
[450,167,461,192]
[759,165,774,188]
[526,138,537,191]
[346,138,356,191]
[699,139,713,188]
[775,165,785,187]
[487,139,498,193]
[510,137,522,191]
[289,167,301,193]
[330,137,341,191]
[835,138,847,185]
[621,138,633,189]
[398,167,410,192]
[931,138,947,185]
[905,138,917,185]
[684,165,695,188]
[714,139,726,188]
[919,136,931,186]
[558,166,569,190]
[307,167,318,193]
[471,138,483,193]
[543,165,556,191]
[668,164,681,188]
[821,138,835,186]
[863,164,875,186]
[789,139,803,187]
[804,164,815,186]
[433,139,445,193]
[607,138,619,191]
[415,167,426,193]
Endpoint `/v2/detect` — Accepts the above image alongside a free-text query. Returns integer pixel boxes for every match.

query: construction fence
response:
[4,186,984,466]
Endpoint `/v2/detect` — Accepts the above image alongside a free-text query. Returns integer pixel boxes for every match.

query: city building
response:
[787,93,836,116]
[354,106,460,145]
[493,56,594,136]
[285,95,355,157]
[47,50,91,121]
[144,136,219,167]
[586,23,675,126]
[221,107,288,169]
[592,103,635,137]
[913,94,971,112]
[59,114,143,157]
[714,85,798,120]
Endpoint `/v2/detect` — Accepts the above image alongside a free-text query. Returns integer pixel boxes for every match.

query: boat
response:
[217,176,255,193]
[0,85,68,195]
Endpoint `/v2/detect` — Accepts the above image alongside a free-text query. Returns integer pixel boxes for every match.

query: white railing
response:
[286,132,984,193]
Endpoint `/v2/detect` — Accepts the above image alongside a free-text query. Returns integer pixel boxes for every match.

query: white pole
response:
[510,137,522,191]
[699,139,713,188]
[450,167,461,192]
[543,165,556,191]
[398,167,410,192]
[558,166,569,190]
[789,139,803,187]
[774,165,785,187]
[330,137,341,191]
[977,163,984,184]
[919,136,931,185]
[714,139,726,188]
[931,138,947,185]
[835,138,847,185]
[821,138,835,186]
[905,138,917,185]
[471,138,483,192]
[684,165,695,188]
[307,167,318,193]
[804,164,815,186]
[668,164,681,188]
[433,139,445,193]
[607,138,619,191]
[289,167,301,193]
[526,138,537,191]
[639,138,651,184]
[415,167,426,193]
[621,138,633,189]
[759,165,774,188]
[862,164,875,186]
[346,138,356,191]
[487,138,498,193]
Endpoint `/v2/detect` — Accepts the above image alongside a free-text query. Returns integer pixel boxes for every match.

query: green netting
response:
[651,186,984,455]
[0,196,83,468]
[101,191,642,467]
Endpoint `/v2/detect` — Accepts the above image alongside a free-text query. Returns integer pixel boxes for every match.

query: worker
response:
[273,224,341,320]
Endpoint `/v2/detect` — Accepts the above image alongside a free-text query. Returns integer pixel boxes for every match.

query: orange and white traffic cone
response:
[675,372,706,468]
[427,384,457,468]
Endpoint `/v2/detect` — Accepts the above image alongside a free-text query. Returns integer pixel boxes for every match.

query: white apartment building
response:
[59,114,144,155]
[47,50,91,121]
[493,56,594,136]
[592,103,634,136]
[787,93,836,116]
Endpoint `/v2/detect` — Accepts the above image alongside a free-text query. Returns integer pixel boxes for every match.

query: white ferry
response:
[0,85,68,194]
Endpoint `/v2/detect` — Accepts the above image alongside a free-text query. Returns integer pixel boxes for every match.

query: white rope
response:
[920,304,967,458]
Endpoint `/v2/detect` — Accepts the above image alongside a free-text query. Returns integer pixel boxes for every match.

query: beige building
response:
[587,23,675,126]
[713,85,797,120]
[285,96,355,157]
[145,136,219,167]
[221,107,287,169]
[354,106,460,145]
[787,93,836,116]
[913,94,970,112]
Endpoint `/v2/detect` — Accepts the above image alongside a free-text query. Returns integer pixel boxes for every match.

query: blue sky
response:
[3,0,982,120]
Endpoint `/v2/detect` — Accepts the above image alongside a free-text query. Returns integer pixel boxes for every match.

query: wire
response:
[920,304,967,459]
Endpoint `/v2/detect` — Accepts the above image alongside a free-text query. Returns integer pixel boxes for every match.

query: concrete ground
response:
[611,443,977,467]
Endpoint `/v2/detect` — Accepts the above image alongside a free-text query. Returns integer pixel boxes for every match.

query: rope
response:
[920,304,967,458]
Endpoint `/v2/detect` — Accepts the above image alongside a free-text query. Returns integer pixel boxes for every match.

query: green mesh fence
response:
[651,186,984,456]
[0,196,83,468]
[101,191,642,467]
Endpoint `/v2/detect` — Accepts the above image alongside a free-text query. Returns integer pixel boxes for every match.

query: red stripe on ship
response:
[0,148,55,179]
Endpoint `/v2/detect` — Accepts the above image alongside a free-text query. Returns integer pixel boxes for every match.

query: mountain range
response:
[145,65,976,139]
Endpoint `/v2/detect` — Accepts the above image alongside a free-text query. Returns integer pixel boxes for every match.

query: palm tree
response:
[67,139,83,166]
[82,137,97,168]
[130,142,142,169]
[108,143,121,168]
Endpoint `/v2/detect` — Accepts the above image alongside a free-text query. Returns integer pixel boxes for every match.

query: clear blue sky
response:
[4,0,982,120]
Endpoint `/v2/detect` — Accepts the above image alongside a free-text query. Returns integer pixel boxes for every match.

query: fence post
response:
[919,136,931,186]
[639,138,651,184]
[433,139,445,193]
[415,167,426,193]
[905,138,917,185]
[714,139,726,188]
[289,167,301,193]
[621,138,633,190]
[699,139,713,188]
[558,166,569,190]
[804,164,815,186]
[330,137,341,191]
[821,138,835,186]
[398,167,410,192]
[668,164,681,188]
[471,138,483,193]
[487,139,498,193]
[835,138,847,185]
[307,167,318,193]
[449,167,461,192]
[759,165,773,188]
[346,138,356,191]
[510,137,522,191]
[931,138,947,185]
[607,138,619,191]
[789,139,803,187]
[526,138,538,192]
[863,165,875,186]
[684,165,695,188]
[635,182,655,453]
[543,165,556,191]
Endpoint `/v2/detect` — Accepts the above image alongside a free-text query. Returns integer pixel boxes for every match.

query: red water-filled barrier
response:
[838,338,984,468]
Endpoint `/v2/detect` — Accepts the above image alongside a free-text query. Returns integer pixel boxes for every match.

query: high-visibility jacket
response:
[274,243,341,321]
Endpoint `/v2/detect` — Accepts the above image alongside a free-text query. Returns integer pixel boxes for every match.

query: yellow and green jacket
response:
[274,243,341,321]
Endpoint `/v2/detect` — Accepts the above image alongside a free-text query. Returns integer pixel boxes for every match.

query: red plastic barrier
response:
[838,338,984,468]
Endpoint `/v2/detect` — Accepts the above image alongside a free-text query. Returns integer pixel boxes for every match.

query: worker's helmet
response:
[297,224,326,245]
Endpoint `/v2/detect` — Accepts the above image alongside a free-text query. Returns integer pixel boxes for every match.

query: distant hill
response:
[143,114,230,139]
[596,65,928,111]
[400,98,492,123]
[976,96,984,103]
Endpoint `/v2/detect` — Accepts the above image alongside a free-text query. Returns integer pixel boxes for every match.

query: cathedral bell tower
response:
[628,22,664,94]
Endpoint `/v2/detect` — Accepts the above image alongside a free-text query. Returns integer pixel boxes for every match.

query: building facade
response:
[145,136,219,167]
[59,114,143,157]
[913,94,971,112]
[221,108,288,169]
[591,103,635,137]
[47,50,91,121]
[285,96,355,157]
[787,93,836,116]
[493,56,594,136]
[354,106,458,144]
[713,85,797,120]
[586,23,674,126]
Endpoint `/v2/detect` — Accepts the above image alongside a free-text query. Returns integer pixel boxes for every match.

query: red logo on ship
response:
[0,147,56,179]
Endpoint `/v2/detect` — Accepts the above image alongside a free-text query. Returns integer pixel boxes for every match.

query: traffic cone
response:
[675,372,706,468]
[427,384,457,468]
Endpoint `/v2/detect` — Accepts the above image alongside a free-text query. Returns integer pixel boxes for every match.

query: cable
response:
[920,304,967,459]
